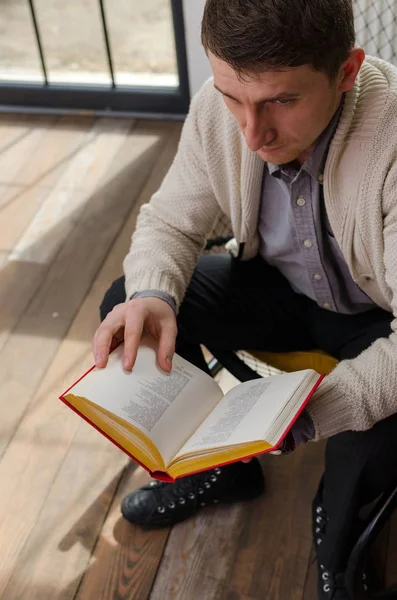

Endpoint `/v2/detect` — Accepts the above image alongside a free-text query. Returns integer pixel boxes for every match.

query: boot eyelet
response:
[316,516,323,524]
[316,506,323,514]
[215,468,222,475]
[157,506,165,514]
[198,488,204,495]
[168,502,176,509]
[317,538,323,545]
[179,497,186,505]
[188,493,195,500]
[322,572,329,580]
[323,584,331,593]
[210,475,217,482]
[316,527,321,534]
[204,482,211,489]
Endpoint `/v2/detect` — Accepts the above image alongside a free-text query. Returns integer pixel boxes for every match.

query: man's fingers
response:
[109,327,125,352]
[94,298,177,372]
[123,310,144,371]
[94,308,126,368]
[157,320,177,372]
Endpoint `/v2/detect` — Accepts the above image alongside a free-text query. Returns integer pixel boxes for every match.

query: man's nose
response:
[244,111,276,152]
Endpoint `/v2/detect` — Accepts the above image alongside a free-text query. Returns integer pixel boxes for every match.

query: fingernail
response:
[124,358,131,370]
[166,355,173,364]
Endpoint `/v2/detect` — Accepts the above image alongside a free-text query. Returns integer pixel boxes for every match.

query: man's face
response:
[209,52,345,165]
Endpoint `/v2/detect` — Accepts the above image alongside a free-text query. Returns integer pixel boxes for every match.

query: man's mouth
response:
[261,145,283,152]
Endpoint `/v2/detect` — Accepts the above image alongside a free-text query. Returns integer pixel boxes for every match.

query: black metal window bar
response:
[0,0,190,117]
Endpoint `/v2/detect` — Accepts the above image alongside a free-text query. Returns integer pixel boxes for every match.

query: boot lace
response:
[150,467,223,514]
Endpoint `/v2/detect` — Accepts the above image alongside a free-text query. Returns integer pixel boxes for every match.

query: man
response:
[94,0,397,597]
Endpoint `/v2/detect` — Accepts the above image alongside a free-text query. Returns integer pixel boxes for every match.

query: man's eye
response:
[276,99,293,106]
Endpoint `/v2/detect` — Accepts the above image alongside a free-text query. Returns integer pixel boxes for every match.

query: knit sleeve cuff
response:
[132,290,177,314]
[306,377,353,441]
[125,268,183,310]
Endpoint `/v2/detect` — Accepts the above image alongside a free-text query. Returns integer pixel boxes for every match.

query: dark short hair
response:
[201,0,356,80]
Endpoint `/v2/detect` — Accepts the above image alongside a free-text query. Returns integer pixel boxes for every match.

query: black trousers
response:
[100,254,397,571]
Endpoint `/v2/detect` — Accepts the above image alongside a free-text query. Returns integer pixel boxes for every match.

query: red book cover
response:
[60,362,324,482]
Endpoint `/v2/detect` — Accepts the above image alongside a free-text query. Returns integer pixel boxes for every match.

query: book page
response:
[175,370,313,459]
[67,333,224,465]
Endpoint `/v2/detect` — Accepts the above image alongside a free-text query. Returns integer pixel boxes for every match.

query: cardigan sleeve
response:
[123,85,224,309]
[307,162,397,440]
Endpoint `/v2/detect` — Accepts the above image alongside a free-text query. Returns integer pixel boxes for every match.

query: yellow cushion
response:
[250,350,338,375]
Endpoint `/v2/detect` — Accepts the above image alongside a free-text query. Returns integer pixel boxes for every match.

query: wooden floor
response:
[1,113,396,600]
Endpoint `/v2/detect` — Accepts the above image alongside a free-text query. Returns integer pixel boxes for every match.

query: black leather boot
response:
[313,479,372,600]
[121,458,265,528]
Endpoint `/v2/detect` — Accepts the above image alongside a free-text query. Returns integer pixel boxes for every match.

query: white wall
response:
[182,0,212,98]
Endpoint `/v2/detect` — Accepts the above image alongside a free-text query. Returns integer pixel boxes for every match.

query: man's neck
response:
[294,145,315,169]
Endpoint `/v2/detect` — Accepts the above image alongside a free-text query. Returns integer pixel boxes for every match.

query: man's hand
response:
[93,297,178,373]
[242,431,297,463]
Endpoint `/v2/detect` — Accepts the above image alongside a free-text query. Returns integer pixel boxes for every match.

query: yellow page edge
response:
[167,440,272,479]
[64,393,164,472]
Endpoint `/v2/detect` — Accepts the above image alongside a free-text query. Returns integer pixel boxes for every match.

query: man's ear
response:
[338,47,366,93]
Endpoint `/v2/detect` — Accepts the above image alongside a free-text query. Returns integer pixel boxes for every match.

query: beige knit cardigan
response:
[124,57,397,441]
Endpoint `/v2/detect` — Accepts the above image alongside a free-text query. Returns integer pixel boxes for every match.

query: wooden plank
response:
[0,250,8,268]
[224,593,258,600]
[227,443,325,600]
[150,503,246,600]
[0,115,58,208]
[7,117,135,266]
[74,465,169,600]
[4,115,98,190]
[0,122,181,600]
[150,441,325,600]
[0,118,159,462]
[75,124,182,600]
[0,117,135,361]
[1,115,96,253]
[0,117,129,355]
[0,117,97,356]
[301,548,318,600]
[0,118,160,464]
[0,114,32,153]
[0,114,51,172]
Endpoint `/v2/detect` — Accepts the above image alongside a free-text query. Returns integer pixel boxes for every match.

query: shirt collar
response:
[267,97,344,183]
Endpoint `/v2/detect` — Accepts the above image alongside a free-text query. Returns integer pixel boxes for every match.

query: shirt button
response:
[313,273,322,281]
[304,240,313,249]
[323,303,332,310]
[297,196,306,207]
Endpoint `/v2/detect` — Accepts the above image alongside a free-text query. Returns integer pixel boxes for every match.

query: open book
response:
[60,334,323,482]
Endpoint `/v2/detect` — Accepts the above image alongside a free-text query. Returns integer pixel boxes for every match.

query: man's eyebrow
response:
[213,84,300,104]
